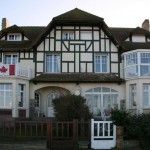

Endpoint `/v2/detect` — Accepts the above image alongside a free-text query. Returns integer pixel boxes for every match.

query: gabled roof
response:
[30,73,125,84]
[0,26,45,50]
[53,8,104,22]
[110,27,150,51]
[32,8,118,49]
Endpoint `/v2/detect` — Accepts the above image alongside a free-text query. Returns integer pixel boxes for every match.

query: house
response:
[0,8,150,119]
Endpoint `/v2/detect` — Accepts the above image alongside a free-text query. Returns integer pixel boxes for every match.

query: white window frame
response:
[62,31,74,40]
[34,92,40,108]
[46,54,60,73]
[18,84,26,108]
[143,84,150,108]
[85,87,118,116]
[124,51,150,78]
[129,84,137,108]
[7,34,21,41]
[95,54,109,73]
[3,54,18,64]
[0,83,12,108]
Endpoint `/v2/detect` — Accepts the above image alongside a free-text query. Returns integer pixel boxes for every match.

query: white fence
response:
[91,119,116,149]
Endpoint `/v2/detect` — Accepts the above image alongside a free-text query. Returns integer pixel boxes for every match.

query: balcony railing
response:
[0,64,33,79]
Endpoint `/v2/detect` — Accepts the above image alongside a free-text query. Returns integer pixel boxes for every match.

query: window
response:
[143,84,150,107]
[85,87,118,116]
[124,52,150,78]
[95,55,108,73]
[140,53,150,76]
[8,34,21,41]
[0,83,12,108]
[18,84,26,107]
[129,84,137,108]
[4,54,18,64]
[35,93,40,107]
[63,32,74,40]
[46,54,60,73]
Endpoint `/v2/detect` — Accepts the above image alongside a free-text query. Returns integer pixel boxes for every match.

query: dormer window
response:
[7,34,21,41]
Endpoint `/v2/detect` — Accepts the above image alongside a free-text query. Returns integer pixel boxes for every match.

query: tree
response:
[52,94,92,121]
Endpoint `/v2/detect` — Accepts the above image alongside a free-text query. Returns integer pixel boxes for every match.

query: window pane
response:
[130,84,137,107]
[46,55,60,73]
[143,92,148,106]
[95,55,108,73]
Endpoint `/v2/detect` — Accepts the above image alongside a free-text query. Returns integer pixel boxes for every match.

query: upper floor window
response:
[95,55,109,73]
[7,34,21,41]
[63,32,74,40]
[124,51,150,78]
[46,54,60,73]
[4,54,18,64]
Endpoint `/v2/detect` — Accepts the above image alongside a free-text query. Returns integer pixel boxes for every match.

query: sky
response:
[0,0,150,29]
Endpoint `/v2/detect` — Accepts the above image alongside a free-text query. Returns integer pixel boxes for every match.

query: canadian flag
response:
[0,65,15,76]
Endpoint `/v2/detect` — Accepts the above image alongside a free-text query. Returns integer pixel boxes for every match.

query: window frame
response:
[45,54,60,73]
[143,84,150,108]
[18,84,26,108]
[95,54,109,73]
[62,31,74,40]
[7,34,21,41]
[124,51,150,78]
[129,84,137,108]
[0,83,12,108]
[3,54,18,64]
[85,87,118,116]
[34,92,40,108]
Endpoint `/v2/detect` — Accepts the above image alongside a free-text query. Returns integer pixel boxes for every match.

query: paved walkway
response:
[0,140,47,150]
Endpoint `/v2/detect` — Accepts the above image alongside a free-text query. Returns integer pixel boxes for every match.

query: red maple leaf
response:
[0,66,8,73]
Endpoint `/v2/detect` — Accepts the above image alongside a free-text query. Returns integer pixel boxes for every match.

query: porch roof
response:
[30,73,125,84]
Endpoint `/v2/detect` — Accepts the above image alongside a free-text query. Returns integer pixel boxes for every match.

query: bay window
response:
[124,51,150,78]
[0,83,12,108]
[46,54,60,73]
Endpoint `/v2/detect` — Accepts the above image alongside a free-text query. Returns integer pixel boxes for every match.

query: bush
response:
[111,109,130,126]
[52,94,92,121]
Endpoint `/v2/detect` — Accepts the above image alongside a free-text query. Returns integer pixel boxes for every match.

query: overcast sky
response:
[0,0,150,28]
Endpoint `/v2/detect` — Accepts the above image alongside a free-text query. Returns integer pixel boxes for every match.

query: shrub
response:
[111,109,130,126]
[52,94,92,121]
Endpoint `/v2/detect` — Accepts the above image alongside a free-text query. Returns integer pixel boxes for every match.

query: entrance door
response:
[47,93,59,117]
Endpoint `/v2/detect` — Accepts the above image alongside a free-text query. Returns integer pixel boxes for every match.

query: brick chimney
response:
[142,19,149,31]
[1,18,9,30]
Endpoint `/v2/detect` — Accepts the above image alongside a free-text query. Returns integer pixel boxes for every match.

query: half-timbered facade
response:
[0,8,150,119]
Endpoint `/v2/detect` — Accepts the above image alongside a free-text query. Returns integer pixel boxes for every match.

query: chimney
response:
[1,18,9,30]
[142,19,149,31]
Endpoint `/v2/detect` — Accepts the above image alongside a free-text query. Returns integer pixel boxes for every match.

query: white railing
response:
[15,64,33,79]
[0,64,33,79]
[91,119,116,149]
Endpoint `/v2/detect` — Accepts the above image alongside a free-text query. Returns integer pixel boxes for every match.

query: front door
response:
[47,93,59,117]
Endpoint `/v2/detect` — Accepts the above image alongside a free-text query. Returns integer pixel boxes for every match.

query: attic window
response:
[8,34,21,41]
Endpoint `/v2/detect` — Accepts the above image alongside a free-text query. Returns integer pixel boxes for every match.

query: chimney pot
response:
[142,19,149,31]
